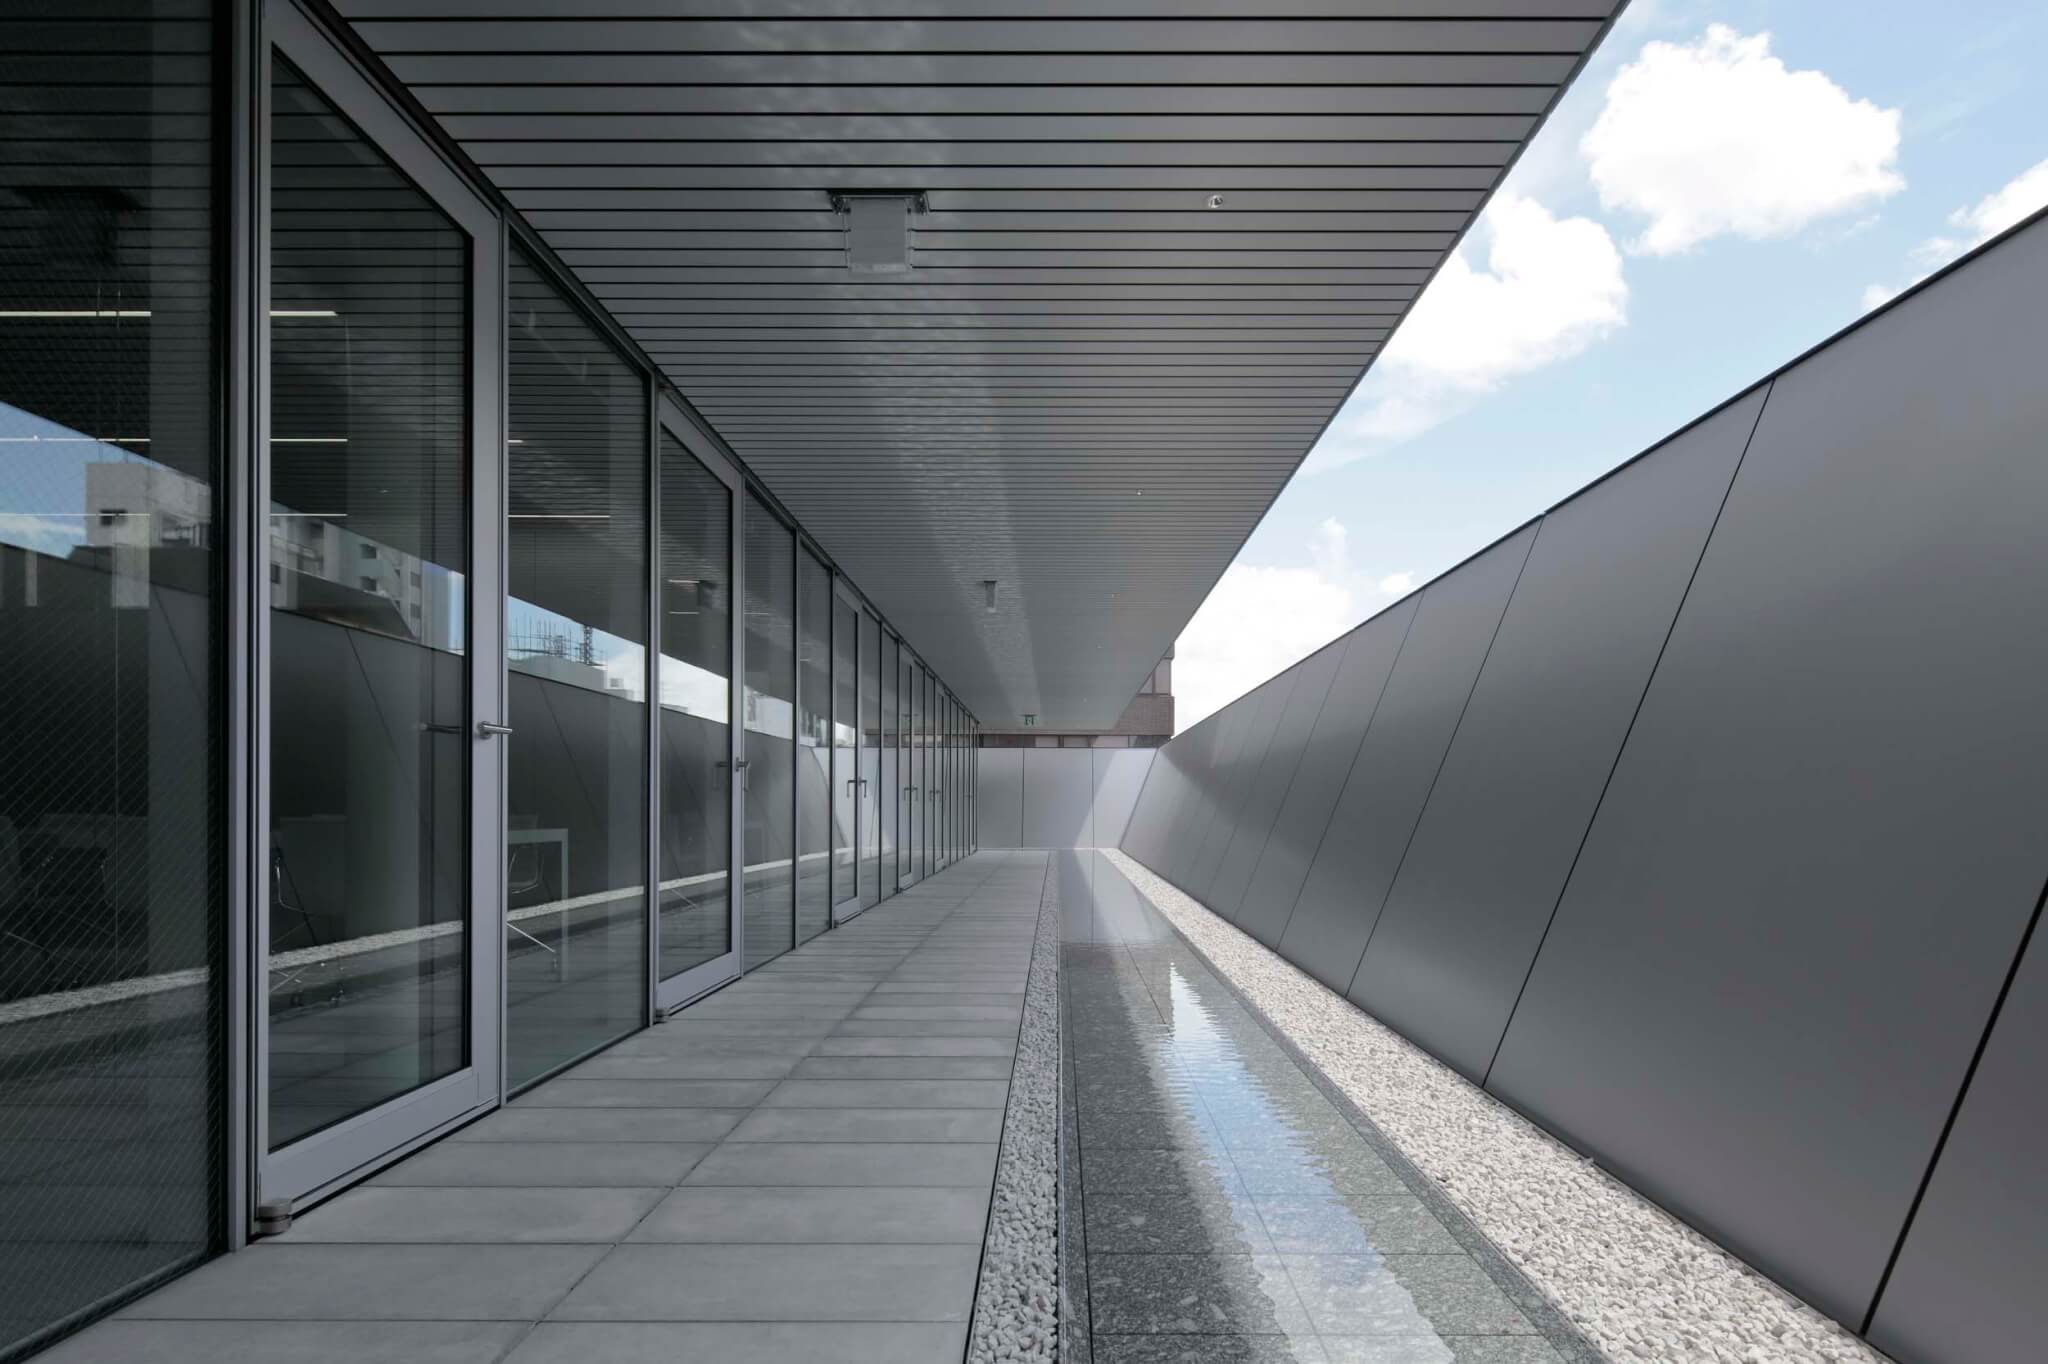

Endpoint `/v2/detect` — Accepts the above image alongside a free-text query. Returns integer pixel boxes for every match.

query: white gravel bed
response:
[967,867,1062,1363]
[1104,849,1891,1364]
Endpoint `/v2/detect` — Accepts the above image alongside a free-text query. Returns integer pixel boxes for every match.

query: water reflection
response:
[1061,851,1561,1363]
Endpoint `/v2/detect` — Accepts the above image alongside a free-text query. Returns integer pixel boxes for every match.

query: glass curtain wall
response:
[656,433,732,980]
[0,5,223,1350]
[266,55,470,1150]
[859,610,881,908]
[503,248,646,1089]
[742,492,795,969]
[795,548,831,941]
[831,594,857,912]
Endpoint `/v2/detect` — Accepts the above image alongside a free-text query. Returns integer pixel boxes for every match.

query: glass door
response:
[504,249,649,1090]
[258,5,504,1205]
[931,692,945,873]
[880,633,898,897]
[830,584,859,919]
[653,402,741,1011]
[858,609,882,910]
[897,651,915,887]
[943,700,956,866]
[795,548,832,942]
[903,659,924,887]
[942,698,956,868]
[740,493,796,970]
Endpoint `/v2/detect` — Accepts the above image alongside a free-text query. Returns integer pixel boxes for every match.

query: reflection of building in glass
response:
[268,501,461,651]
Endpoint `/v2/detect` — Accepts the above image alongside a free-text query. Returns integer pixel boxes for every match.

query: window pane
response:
[0,2,222,1345]
[267,55,469,1150]
[742,492,794,969]
[504,248,646,1088]
[657,433,731,979]
[795,549,831,940]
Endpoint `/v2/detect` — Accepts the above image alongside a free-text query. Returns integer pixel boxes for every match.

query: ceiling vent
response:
[831,191,925,273]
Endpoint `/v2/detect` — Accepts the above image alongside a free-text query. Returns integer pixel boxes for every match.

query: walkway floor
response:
[44,852,1049,1364]
[1057,850,1596,1364]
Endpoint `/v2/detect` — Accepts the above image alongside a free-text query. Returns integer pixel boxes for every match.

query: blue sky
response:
[1173,0,2048,729]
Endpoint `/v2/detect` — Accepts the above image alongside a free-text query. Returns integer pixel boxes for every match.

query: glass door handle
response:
[476,721,514,738]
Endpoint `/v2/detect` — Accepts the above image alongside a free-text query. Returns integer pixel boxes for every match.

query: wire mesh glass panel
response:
[0,2,223,1348]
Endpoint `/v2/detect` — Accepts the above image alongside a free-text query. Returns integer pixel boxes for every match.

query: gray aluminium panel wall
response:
[1209,642,1344,922]
[1090,749,1155,849]
[1177,701,1254,888]
[1117,743,1172,862]
[976,747,1025,849]
[1278,525,1536,992]
[1021,747,1096,848]
[1162,705,1244,889]
[1145,718,1208,877]
[1867,908,2048,1364]
[1236,596,1416,949]
[1119,732,1186,866]
[1487,220,2048,1327]
[1349,386,1764,1079]
[1188,674,1296,901]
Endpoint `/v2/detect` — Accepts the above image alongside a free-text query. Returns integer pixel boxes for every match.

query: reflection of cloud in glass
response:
[0,512,84,556]
[0,400,153,555]
[661,653,730,723]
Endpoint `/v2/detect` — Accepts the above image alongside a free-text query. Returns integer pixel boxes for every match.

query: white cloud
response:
[1375,571,1415,597]
[1175,521,1416,731]
[1175,562,1353,732]
[1303,194,1626,472]
[1935,156,2048,252]
[1307,516,1347,581]
[1583,25,1904,256]
[1862,157,2048,312]
[0,512,84,555]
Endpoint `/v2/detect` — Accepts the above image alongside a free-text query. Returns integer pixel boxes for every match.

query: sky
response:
[1171,0,2048,731]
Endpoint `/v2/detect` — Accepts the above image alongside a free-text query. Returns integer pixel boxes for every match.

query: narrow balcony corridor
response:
[42,854,1047,1364]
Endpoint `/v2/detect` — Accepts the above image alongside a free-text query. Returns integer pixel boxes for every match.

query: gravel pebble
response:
[967,862,1063,1363]
[1105,850,1891,1364]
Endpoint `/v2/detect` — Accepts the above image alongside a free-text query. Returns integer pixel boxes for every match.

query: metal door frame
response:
[253,0,505,1211]
[829,578,863,922]
[652,395,744,1013]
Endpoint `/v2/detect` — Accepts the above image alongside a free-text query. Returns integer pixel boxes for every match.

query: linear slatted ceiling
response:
[339,1,1619,728]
